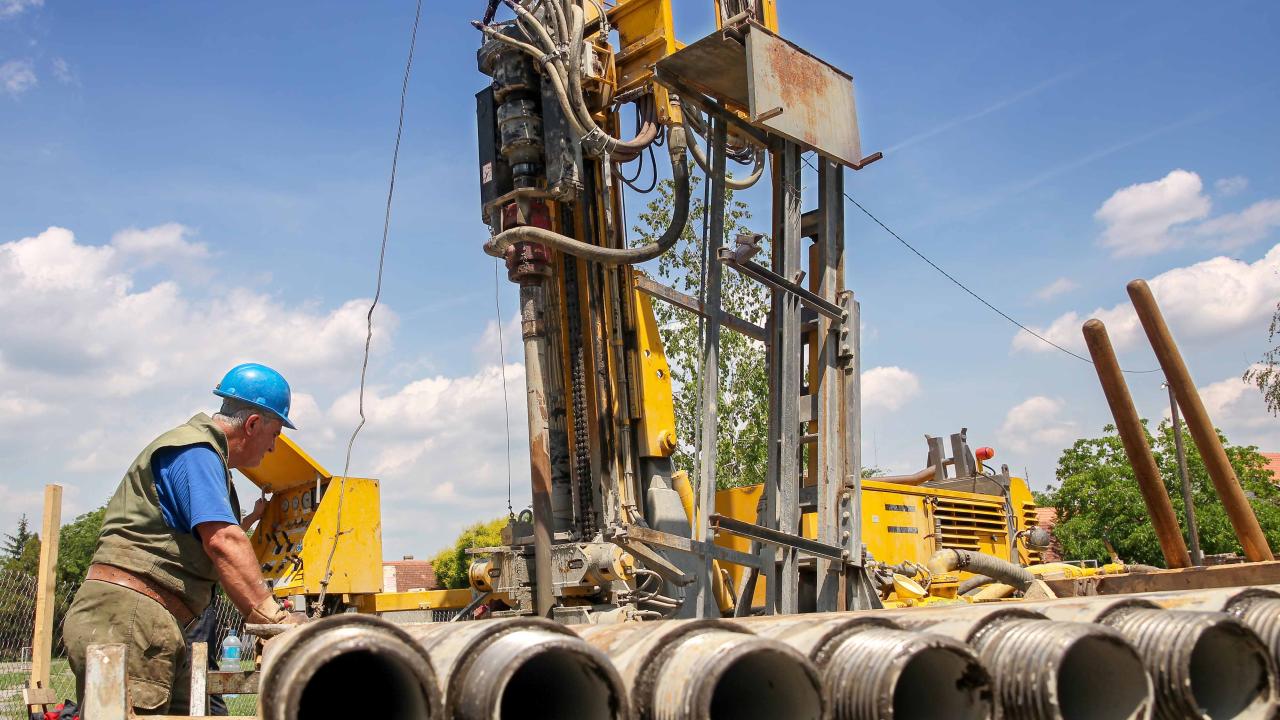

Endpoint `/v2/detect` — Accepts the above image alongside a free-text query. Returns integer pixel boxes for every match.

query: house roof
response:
[1262,452,1280,484]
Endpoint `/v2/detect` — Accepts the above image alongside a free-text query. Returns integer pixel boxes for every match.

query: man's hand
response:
[241,495,269,531]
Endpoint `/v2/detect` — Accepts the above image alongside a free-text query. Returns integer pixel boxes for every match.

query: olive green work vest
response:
[91,413,242,615]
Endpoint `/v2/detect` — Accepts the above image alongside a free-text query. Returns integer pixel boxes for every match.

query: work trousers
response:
[63,579,192,716]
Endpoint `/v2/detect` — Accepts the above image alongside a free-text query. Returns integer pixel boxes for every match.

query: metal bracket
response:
[710,513,847,563]
[606,525,696,586]
[719,249,847,321]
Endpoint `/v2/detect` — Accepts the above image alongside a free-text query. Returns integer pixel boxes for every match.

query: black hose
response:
[927,549,1034,592]
[487,126,690,265]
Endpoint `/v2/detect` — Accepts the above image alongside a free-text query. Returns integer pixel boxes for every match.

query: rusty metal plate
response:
[745,25,860,166]
[654,22,861,167]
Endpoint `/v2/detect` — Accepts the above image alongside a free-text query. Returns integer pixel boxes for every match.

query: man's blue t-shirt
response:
[151,445,238,534]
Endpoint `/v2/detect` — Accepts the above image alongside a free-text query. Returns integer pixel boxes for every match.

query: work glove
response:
[246,595,291,625]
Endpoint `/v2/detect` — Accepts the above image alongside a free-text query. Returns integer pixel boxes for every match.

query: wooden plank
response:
[189,642,208,716]
[23,687,57,706]
[29,484,62,691]
[206,671,261,695]
[1042,560,1280,597]
[84,644,128,720]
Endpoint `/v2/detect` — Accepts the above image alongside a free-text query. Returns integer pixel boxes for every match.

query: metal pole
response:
[695,116,728,618]
[1167,383,1204,565]
[1081,319,1191,568]
[1127,279,1274,562]
[520,281,558,616]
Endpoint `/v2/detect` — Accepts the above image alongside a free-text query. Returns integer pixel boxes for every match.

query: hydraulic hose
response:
[927,548,1034,593]
[487,125,691,265]
[681,110,764,190]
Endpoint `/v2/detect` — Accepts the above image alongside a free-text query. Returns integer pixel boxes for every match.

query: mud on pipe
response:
[576,618,824,720]
[735,614,991,720]
[402,617,630,720]
[258,614,441,720]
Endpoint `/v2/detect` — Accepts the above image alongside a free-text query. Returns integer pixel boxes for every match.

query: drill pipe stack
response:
[256,586,1280,720]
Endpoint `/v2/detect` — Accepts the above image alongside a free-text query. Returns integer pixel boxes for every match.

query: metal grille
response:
[932,498,1007,551]
[1022,501,1045,564]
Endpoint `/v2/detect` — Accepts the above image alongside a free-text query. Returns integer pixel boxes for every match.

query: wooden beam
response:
[189,642,208,716]
[84,644,128,720]
[29,484,62,692]
[1042,560,1280,597]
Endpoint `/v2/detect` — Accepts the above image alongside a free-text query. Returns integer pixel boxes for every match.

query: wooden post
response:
[84,644,129,720]
[1128,279,1274,561]
[30,484,63,692]
[190,641,209,716]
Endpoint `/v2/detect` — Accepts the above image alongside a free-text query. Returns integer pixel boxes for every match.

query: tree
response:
[2,514,33,560]
[1243,300,1280,415]
[635,173,770,490]
[58,506,106,586]
[1040,422,1280,566]
[429,517,507,590]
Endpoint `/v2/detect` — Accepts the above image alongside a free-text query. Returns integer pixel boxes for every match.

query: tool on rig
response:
[238,435,383,614]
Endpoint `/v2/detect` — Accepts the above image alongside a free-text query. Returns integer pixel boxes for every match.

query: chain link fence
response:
[0,569,259,718]
[0,568,79,719]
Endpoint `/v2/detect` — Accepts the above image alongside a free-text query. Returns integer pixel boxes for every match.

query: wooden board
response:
[1042,560,1280,597]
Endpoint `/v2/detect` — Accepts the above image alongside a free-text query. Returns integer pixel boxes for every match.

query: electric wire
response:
[317,0,423,614]
[495,259,515,518]
[798,154,1161,374]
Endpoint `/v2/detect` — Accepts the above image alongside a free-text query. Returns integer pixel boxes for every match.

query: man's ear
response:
[244,413,263,435]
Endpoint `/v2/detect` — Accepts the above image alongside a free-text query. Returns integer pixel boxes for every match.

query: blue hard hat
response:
[213,363,296,429]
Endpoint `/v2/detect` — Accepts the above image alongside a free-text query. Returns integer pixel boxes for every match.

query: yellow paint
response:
[607,0,680,121]
[632,285,677,458]
[250,474,384,598]
[354,589,476,614]
[715,475,1047,607]
[239,434,330,493]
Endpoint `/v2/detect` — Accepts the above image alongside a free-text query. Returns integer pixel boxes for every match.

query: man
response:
[63,363,300,716]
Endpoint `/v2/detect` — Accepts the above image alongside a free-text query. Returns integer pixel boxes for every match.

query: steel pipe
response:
[1127,279,1274,561]
[738,615,991,720]
[258,614,441,720]
[1082,318,1192,568]
[403,617,629,720]
[894,607,1151,720]
[576,619,824,720]
[1101,606,1277,720]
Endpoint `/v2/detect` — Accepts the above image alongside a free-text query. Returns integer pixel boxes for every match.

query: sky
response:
[1,1,1278,559]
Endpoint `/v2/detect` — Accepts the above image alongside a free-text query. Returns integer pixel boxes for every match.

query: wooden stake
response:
[30,483,63,692]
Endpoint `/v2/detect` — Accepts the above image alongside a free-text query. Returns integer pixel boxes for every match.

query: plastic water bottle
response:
[219,630,242,699]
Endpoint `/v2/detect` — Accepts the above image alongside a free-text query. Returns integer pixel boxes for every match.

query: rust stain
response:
[766,40,824,148]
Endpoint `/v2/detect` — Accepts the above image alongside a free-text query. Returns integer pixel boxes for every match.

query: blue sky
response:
[2,1,1277,558]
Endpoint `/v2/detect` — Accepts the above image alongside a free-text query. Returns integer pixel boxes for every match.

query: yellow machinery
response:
[715,431,1046,608]
[238,435,383,613]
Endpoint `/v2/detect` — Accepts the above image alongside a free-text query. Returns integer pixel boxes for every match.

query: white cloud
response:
[0,0,42,19]
[1034,277,1078,302]
[0,224,538,555]
[1188,367,1277,448]
[1215,176,1249,197]
[111,223,211,267]
[1189,199,1280,251]
[0,59,37,97]
[1096,169,1210,257]
[51,57,74,85]
[1014,242,1280,354]
[861,366,921,411]
[998,396,1078,454]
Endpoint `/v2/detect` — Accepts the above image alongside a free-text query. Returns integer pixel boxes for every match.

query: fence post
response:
[30,484,63,691]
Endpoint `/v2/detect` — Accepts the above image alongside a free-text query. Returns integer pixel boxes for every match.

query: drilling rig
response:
[470,0,882,622]
[73,2,1280,719]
